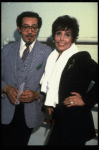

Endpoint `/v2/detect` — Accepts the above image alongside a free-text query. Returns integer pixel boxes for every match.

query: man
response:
[1,11,52,146]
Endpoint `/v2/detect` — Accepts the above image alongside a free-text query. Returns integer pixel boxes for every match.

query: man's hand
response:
[18,89,40,103]
[63,92,85,107]
[3,85,18,104]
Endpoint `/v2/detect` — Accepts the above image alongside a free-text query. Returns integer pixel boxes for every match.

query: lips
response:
[26,35,34,37]
[58,43,65,46]
[26,33,34,37]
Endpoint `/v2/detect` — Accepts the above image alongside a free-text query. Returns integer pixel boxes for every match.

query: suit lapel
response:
[10,40,21,79]
[27,40,44,81]
[10,39,44,81]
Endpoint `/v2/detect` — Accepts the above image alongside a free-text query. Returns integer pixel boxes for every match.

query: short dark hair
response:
[52,15,79,43]
[16,11,42,29]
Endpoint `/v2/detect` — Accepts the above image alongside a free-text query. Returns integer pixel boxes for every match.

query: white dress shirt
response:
[19,38,36,58]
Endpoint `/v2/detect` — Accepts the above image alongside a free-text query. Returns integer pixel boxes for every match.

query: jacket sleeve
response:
[1,45,8,93]
[81,52,98,108]
[1,43,14,94]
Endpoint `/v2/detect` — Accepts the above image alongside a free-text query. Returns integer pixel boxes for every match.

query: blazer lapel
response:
[27,40,44,81]
[10,40,20,79]
[64,54,76,72]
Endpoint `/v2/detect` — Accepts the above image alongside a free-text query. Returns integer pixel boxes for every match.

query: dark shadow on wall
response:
[13,29,21,41]
[40,35,56,51]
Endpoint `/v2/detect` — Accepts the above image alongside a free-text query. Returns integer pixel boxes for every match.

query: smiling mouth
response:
[58,43,65,46]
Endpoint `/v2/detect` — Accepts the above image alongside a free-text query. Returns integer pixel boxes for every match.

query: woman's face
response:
[54,29,73,55]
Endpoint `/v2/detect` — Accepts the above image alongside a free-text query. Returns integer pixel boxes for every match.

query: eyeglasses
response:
[21,25,39,33]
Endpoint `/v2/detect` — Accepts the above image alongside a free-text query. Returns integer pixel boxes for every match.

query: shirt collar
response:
[20,38,36,52]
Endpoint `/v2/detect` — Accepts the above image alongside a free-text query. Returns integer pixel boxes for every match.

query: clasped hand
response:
[3,85,40,104]
[18,89,39,103]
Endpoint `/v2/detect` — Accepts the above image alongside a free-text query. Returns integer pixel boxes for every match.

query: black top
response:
[54,51,98,142]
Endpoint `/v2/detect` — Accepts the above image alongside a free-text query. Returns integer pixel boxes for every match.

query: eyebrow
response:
[22,23,38,26]
[56,30,71,34]
[65,31,71,34]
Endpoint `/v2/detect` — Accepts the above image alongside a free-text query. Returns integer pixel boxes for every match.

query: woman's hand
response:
[63,92,85,107]
[47,107,54,115]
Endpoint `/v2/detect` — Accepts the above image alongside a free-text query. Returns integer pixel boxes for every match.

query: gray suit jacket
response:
[1,39,52,128]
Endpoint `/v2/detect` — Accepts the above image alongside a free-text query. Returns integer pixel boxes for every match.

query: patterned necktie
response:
[21,44,30,62]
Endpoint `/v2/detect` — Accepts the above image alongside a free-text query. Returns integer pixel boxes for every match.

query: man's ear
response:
[17,26,21,34]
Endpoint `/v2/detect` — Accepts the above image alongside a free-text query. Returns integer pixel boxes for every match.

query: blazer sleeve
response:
[1,45,9,93]
[81,52,98,108]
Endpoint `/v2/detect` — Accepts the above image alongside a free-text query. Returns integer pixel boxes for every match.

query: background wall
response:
[1,2,98,145]
[1,2,98,44]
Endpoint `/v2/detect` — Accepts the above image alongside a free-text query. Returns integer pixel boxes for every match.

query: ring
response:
[70,101,74,104]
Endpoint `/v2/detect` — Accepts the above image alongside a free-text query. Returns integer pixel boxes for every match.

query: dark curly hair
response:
[52,15,79,43]
[16,11,42,29]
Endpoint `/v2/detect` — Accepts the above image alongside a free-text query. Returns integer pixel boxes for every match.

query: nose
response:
[60,35,64,41]
[28,27,32,33]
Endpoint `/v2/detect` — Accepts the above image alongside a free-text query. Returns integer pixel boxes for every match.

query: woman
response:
[40,15,97,146]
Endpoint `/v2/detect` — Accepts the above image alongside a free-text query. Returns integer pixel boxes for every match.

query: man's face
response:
[17,17,39,44]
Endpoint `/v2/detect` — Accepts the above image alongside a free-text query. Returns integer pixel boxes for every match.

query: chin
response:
[25,38,35,44]
[58,48,66,51]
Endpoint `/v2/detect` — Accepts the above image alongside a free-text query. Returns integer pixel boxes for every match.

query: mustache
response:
[26,34,34,37]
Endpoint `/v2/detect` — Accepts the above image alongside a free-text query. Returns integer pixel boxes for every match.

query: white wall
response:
[1,3,98,144]
[1,2,98,45]
[1,2,98,63]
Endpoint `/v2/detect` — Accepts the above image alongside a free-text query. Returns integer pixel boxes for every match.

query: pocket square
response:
[37,64,42,70]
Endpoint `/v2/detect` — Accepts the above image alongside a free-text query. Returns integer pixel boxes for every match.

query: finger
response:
[66,104,73,107]
[11,87,18,95]
[71,92,77,95]
[65,96,75,101]
[12,92,18,102]
[49,109,53,115]
[14,88,18,94]
[50,108,54,114]
[6,87,18,104]
[23,89,30,94]
[18,95,27,100]
[63,100,69,105]
[18,91,25,97]
[14,99,18,104]
[71,92,81,97]
[49,110,51,115]
[63,97,73,105]
[47,108,51,115]
[51,108,54,112]
[64,101,73,106]
[20,90,32,97]
[19,97,28,102]
[13,91,18,97]
[11,95,18,104]
[48,108,53,115]
[19,91,30,97]
[63,99,69,105]
[64,97,70,102]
